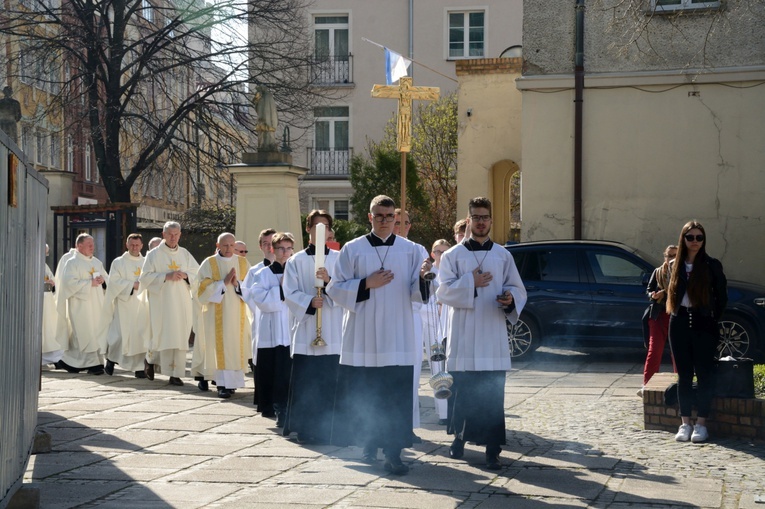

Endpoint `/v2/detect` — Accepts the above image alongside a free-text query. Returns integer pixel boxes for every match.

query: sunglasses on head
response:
[684,234,705,242]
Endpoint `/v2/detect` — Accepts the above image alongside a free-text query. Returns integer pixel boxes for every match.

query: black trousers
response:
[254,345,292,416]
[668,312,717,418]
[447,371,507,448]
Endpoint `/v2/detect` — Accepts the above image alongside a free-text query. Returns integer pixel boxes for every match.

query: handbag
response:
[713,358,755,399]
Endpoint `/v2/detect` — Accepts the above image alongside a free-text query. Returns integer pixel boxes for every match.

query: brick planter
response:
[643,372,765,440]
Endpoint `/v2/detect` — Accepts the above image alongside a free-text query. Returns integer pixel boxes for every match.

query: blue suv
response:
[505,240,765,360]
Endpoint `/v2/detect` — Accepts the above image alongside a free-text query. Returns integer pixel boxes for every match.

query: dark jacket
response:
[646,266,670,320]
[668,255,728,320]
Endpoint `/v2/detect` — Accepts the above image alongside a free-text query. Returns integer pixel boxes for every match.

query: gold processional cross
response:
[371,77,439,215]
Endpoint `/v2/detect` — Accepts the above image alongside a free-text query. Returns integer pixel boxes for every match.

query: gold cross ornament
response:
[371,77,439,153]
[168,260,180,271]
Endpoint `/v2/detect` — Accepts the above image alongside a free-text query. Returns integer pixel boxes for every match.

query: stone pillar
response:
[41,170,74,267]
[228,152,307,262]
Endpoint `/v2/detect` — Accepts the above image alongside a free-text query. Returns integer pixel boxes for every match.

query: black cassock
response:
[283,353,340,443]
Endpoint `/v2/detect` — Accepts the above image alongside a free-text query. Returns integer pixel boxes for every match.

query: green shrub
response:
[755,364,765,397]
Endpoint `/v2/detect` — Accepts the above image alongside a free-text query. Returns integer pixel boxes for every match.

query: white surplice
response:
[242,260,267,364]
[245,263,291,354]
[283,246,342,356]
[58,251,108,368]
[42,264,64,364]
[192,253,251,388]
[102,252,150,372]
[436,241,527,372]
[326,234,425,367]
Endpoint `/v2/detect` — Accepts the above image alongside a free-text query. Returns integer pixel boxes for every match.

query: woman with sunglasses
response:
[639,244,678,396]
[666,221,727,443]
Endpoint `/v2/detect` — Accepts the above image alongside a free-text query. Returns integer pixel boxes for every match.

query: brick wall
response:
[643,372,765,440]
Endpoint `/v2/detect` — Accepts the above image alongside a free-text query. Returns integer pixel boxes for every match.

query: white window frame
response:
[84,142,91,181]
[312,197,352,221]
[21,125,33,159]
[445,7,487,60]
[312,13,350,59]
[50,134,60,169]
[36,130,49,166]
[652,0,721,12]
[313,105,350,151]
[142,0,154,23]
[66,135,74,172]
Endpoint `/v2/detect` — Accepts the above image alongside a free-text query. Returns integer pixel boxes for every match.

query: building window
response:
[312,106,350,176]
[50,134,60,169]
[314,198,351,221]
[142,0,154,22]
[653,0,721,11]
[313,15,350,84]
[448,10,485,58]
[66,135,74,172]
[85,143,91,181]
[21,125,33,159]
[36,131,49,166]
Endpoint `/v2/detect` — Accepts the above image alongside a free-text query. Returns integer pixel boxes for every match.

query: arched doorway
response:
[490,160,520,245]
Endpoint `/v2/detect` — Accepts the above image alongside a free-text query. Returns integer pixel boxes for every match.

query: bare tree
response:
[0,0,329,203]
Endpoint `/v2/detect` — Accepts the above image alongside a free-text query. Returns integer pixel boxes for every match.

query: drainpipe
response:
[574,0,585,239]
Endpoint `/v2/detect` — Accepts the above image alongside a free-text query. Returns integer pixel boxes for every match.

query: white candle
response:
[314,222,325,287]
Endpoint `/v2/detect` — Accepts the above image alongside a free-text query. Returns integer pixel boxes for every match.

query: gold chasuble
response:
[192,254,251,380]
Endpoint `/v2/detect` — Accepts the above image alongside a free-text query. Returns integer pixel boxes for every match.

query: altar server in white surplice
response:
[437,197,527,471]
[102,234,151,378]
[246,232,295,426]
[242,228,276,382]
[139,221,199,387]
[42,244,65,365]
[192,232,251,399]
[56,234,108,374]
[325,195,432,476]
[282,210,343,444]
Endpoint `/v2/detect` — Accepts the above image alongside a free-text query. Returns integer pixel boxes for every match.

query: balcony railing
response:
[307,148,353,177]
[310,54,353,85]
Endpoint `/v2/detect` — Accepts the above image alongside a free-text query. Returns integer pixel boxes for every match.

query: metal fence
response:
[306,148,353,177]
[0,130,48,508]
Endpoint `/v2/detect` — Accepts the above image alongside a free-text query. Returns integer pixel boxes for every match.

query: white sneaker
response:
[675,423,692,442]
[691,424,709,443]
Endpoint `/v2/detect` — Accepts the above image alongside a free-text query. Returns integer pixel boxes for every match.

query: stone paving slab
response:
[22,349,765,508]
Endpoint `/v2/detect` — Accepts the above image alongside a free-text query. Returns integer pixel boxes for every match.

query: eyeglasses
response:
[433,250,446,255]
[238,250,249,254]
[394,221,411,226]
[470,215,492,222]
[274,246,294,252]
[684,234,705,242]
[372,214,396,223]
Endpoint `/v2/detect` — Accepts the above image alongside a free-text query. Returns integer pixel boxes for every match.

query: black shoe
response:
[449,438,465,459]
[87,366,105,376]
[383,456,409,475]
[217,388,231,399]
[485,446,501,470]
[361,445,377,464]
[55,360,80,373]
[198,380,209,392]
[411,433,422,444]
[261,411,276,418]
[168,377,184,386]
[104,360,115,376]
[144,360,155,381]
[438,418,448,426]
[134,371,147,379]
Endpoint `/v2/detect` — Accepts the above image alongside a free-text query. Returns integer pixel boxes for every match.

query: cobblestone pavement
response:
[23,347,765,508]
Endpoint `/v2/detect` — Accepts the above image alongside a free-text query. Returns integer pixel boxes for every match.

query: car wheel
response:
[507,315,540,359]
[717,315,757,360]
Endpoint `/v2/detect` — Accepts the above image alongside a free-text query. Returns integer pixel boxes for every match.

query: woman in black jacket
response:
[666,221,727,443]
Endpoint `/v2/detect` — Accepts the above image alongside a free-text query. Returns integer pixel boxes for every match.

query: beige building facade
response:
[509,0,764,285]
[296,0,523,220]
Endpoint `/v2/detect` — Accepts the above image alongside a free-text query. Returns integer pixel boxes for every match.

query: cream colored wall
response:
[519,73,765,285]
[456,71,523,221]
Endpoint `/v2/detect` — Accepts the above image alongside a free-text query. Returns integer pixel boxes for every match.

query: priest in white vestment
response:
[139,221,199,386]
[325,195,432,476]
[437,197,527,471]
[42,244,65,365]
[282,211,343,443]
[52,247,77,357]
[245,232,294,426]
[56,234,108,374]
[102,234,151,377]
[192,232,251,398]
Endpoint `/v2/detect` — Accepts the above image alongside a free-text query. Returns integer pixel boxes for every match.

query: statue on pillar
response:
[253,85,278,152]
[0,86,22,144]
